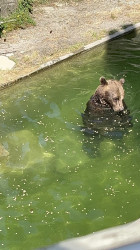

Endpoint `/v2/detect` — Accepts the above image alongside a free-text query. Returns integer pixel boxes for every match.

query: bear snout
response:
[113,102,124,112]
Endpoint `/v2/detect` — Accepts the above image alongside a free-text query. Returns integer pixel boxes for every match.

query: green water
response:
[0,30,140,249]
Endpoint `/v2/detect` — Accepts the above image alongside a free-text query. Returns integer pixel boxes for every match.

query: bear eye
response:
[113,97,119,102]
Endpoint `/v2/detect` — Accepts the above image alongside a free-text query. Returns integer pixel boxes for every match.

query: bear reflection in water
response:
[82,77,132,157]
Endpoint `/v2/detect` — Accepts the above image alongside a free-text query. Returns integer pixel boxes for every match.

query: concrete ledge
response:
[1,22,140,90]
[39,219,140,250]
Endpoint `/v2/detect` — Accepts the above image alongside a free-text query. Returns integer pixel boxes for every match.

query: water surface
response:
[0,30,140,249]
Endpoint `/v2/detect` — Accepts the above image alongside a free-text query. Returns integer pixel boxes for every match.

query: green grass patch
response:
[0,0,35,35]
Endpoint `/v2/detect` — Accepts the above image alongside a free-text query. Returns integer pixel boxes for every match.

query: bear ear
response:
[100,77,108,85]
[120,78,125,85]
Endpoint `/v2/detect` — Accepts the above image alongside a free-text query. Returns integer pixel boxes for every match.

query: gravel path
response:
[0,0,140,85]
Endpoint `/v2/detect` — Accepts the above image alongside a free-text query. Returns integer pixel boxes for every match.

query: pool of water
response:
[0,30,140,249]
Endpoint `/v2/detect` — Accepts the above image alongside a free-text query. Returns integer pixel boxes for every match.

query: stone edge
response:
[39,219,140,250]
[1,22,140,90]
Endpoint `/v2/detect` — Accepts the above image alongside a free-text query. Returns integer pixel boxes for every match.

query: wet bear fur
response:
[82,77,132,137]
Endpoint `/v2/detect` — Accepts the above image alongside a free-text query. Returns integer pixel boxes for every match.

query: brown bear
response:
[82,76,132,137]
[85,77,125,113]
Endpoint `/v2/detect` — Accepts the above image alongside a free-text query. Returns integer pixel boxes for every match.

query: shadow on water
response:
[104,23,137,77]
[81,24,137,158]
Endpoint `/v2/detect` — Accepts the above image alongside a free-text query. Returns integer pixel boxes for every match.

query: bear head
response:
[95,77,125,112]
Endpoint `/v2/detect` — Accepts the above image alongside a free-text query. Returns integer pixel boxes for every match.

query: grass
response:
[0,0,82,35]
[0,0,35,36]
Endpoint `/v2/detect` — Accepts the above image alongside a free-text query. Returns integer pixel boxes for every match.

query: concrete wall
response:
[0,0,18,17]
[39,219,140,250]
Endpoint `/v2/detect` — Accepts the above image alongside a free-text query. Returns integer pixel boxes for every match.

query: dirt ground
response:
[0,0,140,86]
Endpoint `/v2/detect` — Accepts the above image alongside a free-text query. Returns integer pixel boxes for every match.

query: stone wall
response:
[40,219,140,250]
[0,0,18,17]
